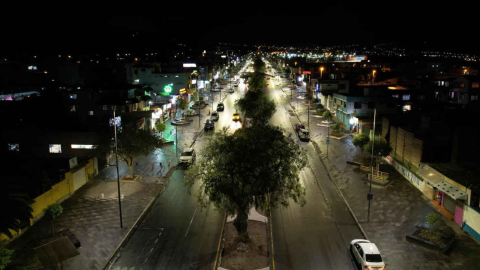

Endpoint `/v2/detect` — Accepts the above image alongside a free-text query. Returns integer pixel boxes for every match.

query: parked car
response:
[211,111,219,122]
[294,123,310,142]
[228,88,234,93]
[217,103,224,112]
[180,148,196,165]
[234,82,239,87]
[204,120,215,131]
[350,239,386,270]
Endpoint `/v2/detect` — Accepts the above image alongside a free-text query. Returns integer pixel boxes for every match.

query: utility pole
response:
[327,124,329,159]
[367,108,377,223]
[175,124,178,159]
[113,108,123,228]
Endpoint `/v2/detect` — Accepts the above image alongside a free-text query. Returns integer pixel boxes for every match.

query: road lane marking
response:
[149,248,154,253]
[185,209,197,237]
[154,238,159,244]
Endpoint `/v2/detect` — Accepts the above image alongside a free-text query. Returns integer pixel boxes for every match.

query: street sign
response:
[326,139,330,145]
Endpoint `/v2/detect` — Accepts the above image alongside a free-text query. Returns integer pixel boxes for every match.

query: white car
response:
[350,239,385,270]
[180,148,196,165]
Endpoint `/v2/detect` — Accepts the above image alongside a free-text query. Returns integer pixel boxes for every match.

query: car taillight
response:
[364,266,369,269]
[383,267,386,270]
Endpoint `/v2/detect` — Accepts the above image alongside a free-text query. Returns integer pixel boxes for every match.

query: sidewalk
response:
[8,116,207,270]
[287,95,480,270]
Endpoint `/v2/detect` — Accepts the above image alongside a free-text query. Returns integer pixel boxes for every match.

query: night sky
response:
[2,4,478,54]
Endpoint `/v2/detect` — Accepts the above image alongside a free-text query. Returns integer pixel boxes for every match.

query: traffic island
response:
[218,208,269,270]
[406,225,455,253]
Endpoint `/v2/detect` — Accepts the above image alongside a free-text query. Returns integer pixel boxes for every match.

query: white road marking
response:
[149,248,154,253]
[154,238,159,243]
[185,209,197,237]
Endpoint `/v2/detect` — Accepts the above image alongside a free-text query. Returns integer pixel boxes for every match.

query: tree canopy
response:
[235,90,276,125]
[0,184,33,238]
[185,125,307,243]
[352,133,370,156]
[363,139,392,158]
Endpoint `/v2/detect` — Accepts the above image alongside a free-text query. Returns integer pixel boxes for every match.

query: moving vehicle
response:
[294,123,310,142]
[210,111,219,122]
[234,82,239,87]
[204,120,215,131]
[217,103,224,112]
[228,88,234,93]
[232,113,242,129]
[180,148,196,165]
[350,239,386,270]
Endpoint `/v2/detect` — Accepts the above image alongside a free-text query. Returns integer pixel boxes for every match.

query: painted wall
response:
[463,205,480,242]
[0,158,97,242]
[385,156,424,192]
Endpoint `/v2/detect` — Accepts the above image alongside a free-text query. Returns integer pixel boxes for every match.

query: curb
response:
[213,213,228,270]
[103,165,178,270]
[311,140,369,240]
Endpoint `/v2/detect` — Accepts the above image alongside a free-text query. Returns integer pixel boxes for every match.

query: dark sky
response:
[3,4,478,54]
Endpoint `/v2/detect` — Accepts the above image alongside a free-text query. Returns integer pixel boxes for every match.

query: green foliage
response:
[8,246,41,270]
[332,124,340,133]
[253,56,266,73]
[46,204,63,220]
[235,91,276,125]
[316,104,324,110]
[185,125,307,242]
[426,212,442,228]
[352,133,370,155]
[363,139,392,158]
[248,73,266,91]
[316,110,324,116]
[177,98,188,110]
[0,244,13,270]
[0,184,33,238]
[323,110,332,120]
[155,122,167,137]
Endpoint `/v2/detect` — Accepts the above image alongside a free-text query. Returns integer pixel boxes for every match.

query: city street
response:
[265,64,363,270]
[111,66,249,270]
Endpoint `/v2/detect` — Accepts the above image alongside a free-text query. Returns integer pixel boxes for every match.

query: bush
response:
[316,110,324,116]
[0,244,14,270]
[427,212,442,229]
[8,246,41,270]
[332,124,340,133]
[352,133,370,155]
[316,104,324,110]
[363,139,392,158]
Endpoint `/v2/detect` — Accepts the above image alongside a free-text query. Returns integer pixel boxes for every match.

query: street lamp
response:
[464,69,468,75]
[320,67,324,80]
[372,70,376,85]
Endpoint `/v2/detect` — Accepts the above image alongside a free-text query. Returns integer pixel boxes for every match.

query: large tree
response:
[235,90,276,125]
[0,184,33,238]
[98,122,163,178]
[185,125,307,243]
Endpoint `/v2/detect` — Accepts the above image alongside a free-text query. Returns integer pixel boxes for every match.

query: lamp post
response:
[372,70,376,85]
[320,67,324,80]
[464,69,468,75]
[367,108,377,223]
[113,108,123,228]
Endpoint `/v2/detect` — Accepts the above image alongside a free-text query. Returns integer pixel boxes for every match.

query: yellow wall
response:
[0,158,95,242]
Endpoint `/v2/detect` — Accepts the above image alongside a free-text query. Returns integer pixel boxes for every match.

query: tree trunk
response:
[233,210,249,243]
[128,165,134,179]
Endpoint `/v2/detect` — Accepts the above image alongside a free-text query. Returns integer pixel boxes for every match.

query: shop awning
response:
[434,181,468,200]
[417,165,443,186]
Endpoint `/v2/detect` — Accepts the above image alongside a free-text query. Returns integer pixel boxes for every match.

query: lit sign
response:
[221,55,226,58]
[346,55,367,62]
[179,88,186,95]
[164,84,172,93]
[191,79,196,84]
[183,63,197,67]
[302,71,311,74]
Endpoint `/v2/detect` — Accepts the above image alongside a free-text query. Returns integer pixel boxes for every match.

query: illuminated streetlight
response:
[320,67,324,80]
[464,69,468,75]
[372,70,376,85]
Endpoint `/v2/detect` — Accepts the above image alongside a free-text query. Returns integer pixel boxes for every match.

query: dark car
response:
[204,120,215,131]
[217,103,224,112]
[211,111,219,122]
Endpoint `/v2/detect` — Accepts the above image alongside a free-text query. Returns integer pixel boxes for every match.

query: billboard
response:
[183,63,197,67]
[346,55,367,62]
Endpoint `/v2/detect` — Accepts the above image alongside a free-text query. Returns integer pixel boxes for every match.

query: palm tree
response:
[0,184,33,238]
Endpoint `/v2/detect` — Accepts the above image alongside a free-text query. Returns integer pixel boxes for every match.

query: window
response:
[49,144,62,153]
[70,94,77,99]
[460,93,466,100]
[28,65,37,70]
[354,102,362,109]
[339,84,346,90]
[402,95,410,101]
[71,144,96,149]
[89,111,94,115]
[134,70,138,75]
[103,105,108,111]
[445,82,450,87]
[8,144,19,151]
[441,81,445,86]
[69,105,78,112]
[471,94,478,101]
[344,102,347,108]
[392,94,399,98]
[368,102,375,109]
[473,82,479,89]
[359,247,364,257]
[460,83,465,88]
[366,254,383,263]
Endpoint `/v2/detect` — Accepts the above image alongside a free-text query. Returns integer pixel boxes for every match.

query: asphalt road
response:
[265,63,363,270]
[111,66,249,270]
[111,170,224,270]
